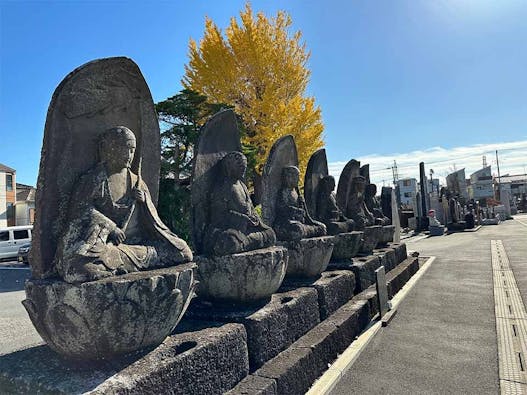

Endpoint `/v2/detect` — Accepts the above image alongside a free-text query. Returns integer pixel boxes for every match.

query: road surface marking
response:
[491,240,527,394]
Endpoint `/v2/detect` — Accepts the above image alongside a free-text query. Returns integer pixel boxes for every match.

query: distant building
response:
[495,174,527,200]
[0,163,16,227]
[397,178,418,206]
[446,168,469,200]
[468,166,494,202]
[427,178,440,194]
[16,183,36,226]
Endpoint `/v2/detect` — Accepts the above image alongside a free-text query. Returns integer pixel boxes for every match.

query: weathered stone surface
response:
[387,256,419,298]
[195,246,287,303]
[353,286,380,319]
[350,255,382,293]
[326,298,371,351]
[226,375,277,395]
[331,231,363,260]
[32,57,162,279]
[360,225,382,253]
[373,247,397,271]
[375,266,389,318]
[22,264,196,361]
[280,270,356,320]
[187,288,320,371]
[278,236,334,277]
[191,110,276,257]
[0,324,248,395]
[379,224,395,245]
[304,149,355,236]
[388,242,408,264]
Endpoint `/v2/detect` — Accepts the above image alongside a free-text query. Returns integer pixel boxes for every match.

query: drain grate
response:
[491,240,527,394]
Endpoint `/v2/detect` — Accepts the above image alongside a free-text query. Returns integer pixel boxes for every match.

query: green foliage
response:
[157,179,192,244]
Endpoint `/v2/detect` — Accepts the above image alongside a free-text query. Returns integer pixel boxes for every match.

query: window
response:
[13,230,29,240]
[6,203,14,226]
[403,180,411,187]
[404,192,412,198]
[0,231,9,241]
[6,174,13,191]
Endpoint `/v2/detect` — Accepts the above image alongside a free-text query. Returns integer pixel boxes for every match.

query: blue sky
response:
[1,0,526,186]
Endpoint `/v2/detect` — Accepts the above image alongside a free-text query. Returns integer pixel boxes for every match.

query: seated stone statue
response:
[274,166,327,241]
[365,183,390,225]
[55,126,193,283]
[316,175,355,235]
[347,175,376,230]
[204,151,276,256]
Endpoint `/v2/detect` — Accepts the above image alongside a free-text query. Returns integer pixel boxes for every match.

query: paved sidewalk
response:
[331,216,527,394]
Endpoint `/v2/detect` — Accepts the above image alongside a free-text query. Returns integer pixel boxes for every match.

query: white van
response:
[0,225,32,260]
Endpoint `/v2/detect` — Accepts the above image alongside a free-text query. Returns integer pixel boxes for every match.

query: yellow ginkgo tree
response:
[183,3,324,181]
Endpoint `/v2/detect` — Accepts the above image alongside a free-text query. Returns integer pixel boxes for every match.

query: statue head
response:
[221,151,247,180]
[282,166,300,189]
[320,175,336,194]
[365,183,377,197]
[99,126,136,171]
[351,175,366,194]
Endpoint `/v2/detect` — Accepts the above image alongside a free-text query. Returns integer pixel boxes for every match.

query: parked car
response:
[17,242,31,264]
[0,225,32,261]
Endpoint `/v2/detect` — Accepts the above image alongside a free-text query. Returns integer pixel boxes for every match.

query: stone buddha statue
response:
[347,175,376,230]
[365,183,390,225]
[55,126,193,283]
[204,151,276,256]
[273,166,327,241]
[316,175,355,235]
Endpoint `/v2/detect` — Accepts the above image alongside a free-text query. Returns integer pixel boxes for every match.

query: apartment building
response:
[0,163,16,227]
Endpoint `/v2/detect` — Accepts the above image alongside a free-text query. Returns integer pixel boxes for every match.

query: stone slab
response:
[280,270,356,320]
[226,375,277,395]
[349,255,382,293]
[375,266,389,318]
[386,256,420,298]
[186,288,320,371]
[360,225,382,253]
[388,242,408,264]
[0,323,248,395]
[373,247,397,271]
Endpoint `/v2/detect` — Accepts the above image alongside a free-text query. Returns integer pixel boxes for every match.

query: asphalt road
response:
[331,215,527,395]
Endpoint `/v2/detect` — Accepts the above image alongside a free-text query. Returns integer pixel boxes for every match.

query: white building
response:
[15,183,36,226]
[495,174,527,200]
[397,178,418,206]
[0,163,16,228]
[468,166,493,202]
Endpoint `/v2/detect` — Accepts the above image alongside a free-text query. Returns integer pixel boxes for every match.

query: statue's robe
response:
[316,190,355,235]
[55,164,192,283]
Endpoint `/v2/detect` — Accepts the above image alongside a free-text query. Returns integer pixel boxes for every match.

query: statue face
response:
[100,127,136,170]
[283,167,300,188]
[223,152,247,180]
[322,176,335,193]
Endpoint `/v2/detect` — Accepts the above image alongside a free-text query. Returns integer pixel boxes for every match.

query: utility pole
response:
[496,150,501,200]
[483,155,487,167]
[391,160,399,186]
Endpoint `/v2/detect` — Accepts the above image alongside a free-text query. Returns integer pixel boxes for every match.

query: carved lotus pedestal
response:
[279,236,334,278]
[196,246,288,303]
[360,225,382,253]
[330,231,364,261]
[23,263,196,361]
[379,225,396,246]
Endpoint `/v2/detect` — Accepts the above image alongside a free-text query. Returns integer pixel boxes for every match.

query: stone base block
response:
[350,255,382,293]
[278,236,334,278]
[187,287,320,371]
[378,225,395,246]
[280,270,356,320]
[0,324,248,395]
[373,247,397,272]
[23,263,196,361]
[360,225,382,253]
[229,253,423,395]
[196,247,287,303]
[330,231,363,260]
[447,222,466,232]
[387,256,420,298]
[429,225,445,236]
[388,242,408,264]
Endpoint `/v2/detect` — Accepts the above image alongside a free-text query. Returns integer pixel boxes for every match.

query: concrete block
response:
[226,375,277,395]
[387,256,419,298]
[373,247,397,271]
[388,242,408,264]
[350,255,382,293]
